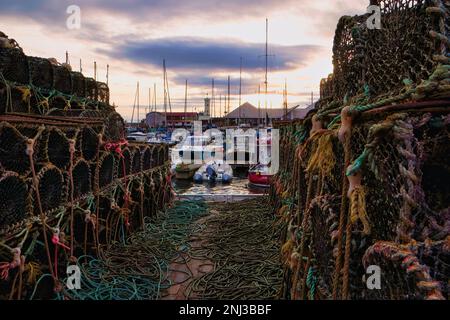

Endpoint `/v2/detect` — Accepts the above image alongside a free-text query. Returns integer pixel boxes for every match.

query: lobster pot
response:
[96,195,112,224]
[49,95,68,110]
[351,112,450,242]
[129,178,144,229]
[71,159,91,200]
[52,65,72,94]
[79,109,103,118]
[16,125,49,165]
[143,171,153,198]
[117,148,131,178]
[142,147,152,171]
[112,183,126,208]
[0,173,30,230]
[163,145,169,163]
[351,120,406,241]
[0,122,30,174]
[307,195,342,300]
[362,240,448,300]
[331,15,366,103]
[131,147,142,174]
[103,112,125,142]
[85,78,98,101]
[34,166,66,214]
[149,145,158,168]
[414,116,450,217]
[98,152,115,188]
[69,99,83,110]
[363,0,442,95]
[157,145,167,166]
[0,48,29,84]
[84,101,98,111]
[97,102,114,113]
[27,56,53,89]
[97,82,110,104]
[129,177,143,205]
[0,81,6,114]
[80,127,99,161]
[143,171,157,215]
[320,75,334,101]
[70,72,85,97]
[9,85,31,114]
[47,128,70,170]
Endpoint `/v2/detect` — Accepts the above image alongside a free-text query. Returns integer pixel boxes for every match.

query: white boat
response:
[171,136,223,164]
[193,160,233,184]
[127,132,148,143]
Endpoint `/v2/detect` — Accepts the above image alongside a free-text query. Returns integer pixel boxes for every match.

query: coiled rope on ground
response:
[186,198,284,300]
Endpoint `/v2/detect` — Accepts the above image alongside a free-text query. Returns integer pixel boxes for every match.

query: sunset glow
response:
[0,0,367,120]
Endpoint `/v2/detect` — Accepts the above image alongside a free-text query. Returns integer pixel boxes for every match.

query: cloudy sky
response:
[0,0,367,121]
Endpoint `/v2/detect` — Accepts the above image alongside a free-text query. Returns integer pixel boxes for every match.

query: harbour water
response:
[172,177,267,196]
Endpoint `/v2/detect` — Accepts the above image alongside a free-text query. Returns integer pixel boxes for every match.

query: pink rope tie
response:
[52,230,70,251]
[0,248,21,280]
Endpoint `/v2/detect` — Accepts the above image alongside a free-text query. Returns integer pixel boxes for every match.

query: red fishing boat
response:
[248,164,273,188]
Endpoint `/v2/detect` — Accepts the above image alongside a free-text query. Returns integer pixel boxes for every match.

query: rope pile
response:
[272,0,449,300]
[186,199,284,300]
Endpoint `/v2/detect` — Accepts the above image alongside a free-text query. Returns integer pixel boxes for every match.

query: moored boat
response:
[175,163,202,180]
[248,164,273,188]
[193,161,233,184]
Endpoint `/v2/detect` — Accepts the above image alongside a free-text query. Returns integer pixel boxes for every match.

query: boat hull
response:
[193,162,233,184]
[175,164,201,180]
[248,172,272,187]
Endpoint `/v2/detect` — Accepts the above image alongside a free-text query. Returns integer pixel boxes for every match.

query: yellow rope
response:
[25,262,42,285]
[349,186,371,235]
[17,86,31,103]
[281,239,295,265]
[306,132,336,177]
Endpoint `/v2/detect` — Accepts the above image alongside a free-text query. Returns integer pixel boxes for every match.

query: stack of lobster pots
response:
[271,0,450,300]
[0,32,173,299]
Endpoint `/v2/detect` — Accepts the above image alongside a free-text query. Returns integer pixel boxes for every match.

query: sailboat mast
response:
[227,76,231,116]
[219,95,222,118]
[130,82,138,125]
[154,83,157,128]
[265,18,268,126]
[212,79,215,118]
[184,79,188,128]
[258,84,261,126]
[163,60,173,129]
[239,57,242,125]
[163,60,168,128]
[106,64,109,86]
[284,80,288,120]
[137,81,140,127]
[150,88,152,113]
